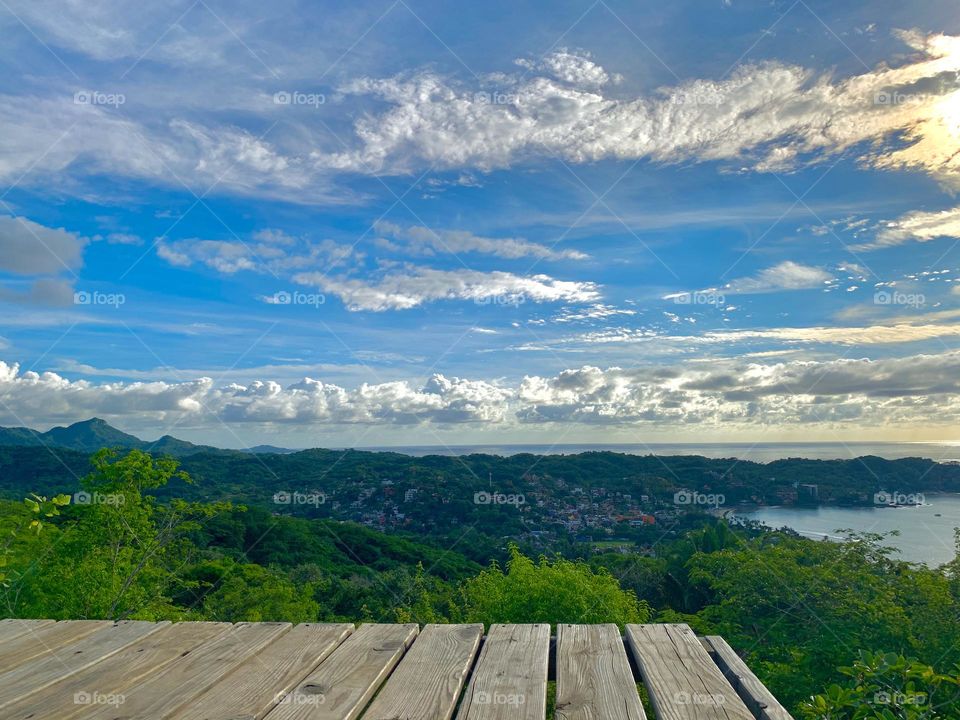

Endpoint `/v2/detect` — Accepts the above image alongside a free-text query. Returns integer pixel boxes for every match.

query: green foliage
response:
[0,492,70,586]
[0,447,958,720]
[1,449,232,620]
[685,531,960,710]
[461,544,649,628]
[800,652,960,719]
[195,560,320,622]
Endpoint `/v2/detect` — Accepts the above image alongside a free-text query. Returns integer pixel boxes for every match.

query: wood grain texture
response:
[171,623,355,720]
[625,624,754,720]
[0,620,166,710]
[456,624,550,720]
[0,622,233,720]
[0,620,110,671]
[0,618,56,643]
[82,621,293,720]
[555,624,646,720]
[362,624,483,720]
[263,622,419,720]
[704,636,795,720]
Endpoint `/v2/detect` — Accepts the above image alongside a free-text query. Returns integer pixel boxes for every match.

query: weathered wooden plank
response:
[0,618,56,642]
[456,624,550,720]
[171,623,354,720]
[362,624,483,720]
[625,624,754,720]
[555,624,646,720]
[263,622,419,720]
[0,620,166,710]
[0,622,232,720]
[82,621,293,719]
[0,620,110,671]
[704,636,795,720]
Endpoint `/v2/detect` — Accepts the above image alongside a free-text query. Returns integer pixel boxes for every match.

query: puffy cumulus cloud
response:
[373,221,587,260]
[0,362,212,423]
[6,353,960,431]
[516,353,960,426]
[325,34,960,182]
[0,216,85,275]
[857,205,960,250]
[516,49,617,88]
[0,361,510,427]
[294,267,600,311]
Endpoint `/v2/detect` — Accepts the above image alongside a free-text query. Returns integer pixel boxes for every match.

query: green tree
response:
[461,545,649,628]
[3,449,231,620]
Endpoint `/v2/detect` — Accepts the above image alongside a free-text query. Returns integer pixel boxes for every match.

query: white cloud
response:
[858,205,960,250]
[327,34,960,182]
[156,234,357,275]
[294,267,600,311]
[723,261,834,294]
[0,361,510,427]
[552,304,637,323]
[374,221,587,260]
[2,34,960,200]
[9,351,960,431]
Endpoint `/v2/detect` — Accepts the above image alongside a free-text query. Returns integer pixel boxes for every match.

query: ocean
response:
[732,495,960,566]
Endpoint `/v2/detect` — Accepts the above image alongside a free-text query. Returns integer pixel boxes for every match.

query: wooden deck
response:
[0,619,793,720]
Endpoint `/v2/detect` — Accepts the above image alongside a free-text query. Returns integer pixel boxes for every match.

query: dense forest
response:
[2,448,959,719]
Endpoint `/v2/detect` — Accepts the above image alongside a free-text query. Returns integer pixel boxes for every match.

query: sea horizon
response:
[344,441,960,463]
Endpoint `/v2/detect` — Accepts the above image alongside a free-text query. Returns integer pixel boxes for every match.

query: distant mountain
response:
[0,418,232,457]
[43,418,142,452]
[244,444,298,454]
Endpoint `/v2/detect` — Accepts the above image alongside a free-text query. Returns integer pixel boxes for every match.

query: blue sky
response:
[2,0,960,447]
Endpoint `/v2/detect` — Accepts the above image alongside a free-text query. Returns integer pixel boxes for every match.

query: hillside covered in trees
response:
[2,448,959,718]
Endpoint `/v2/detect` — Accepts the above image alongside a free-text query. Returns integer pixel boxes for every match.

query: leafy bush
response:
[800,652,960,719]
[461,544,649,628]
